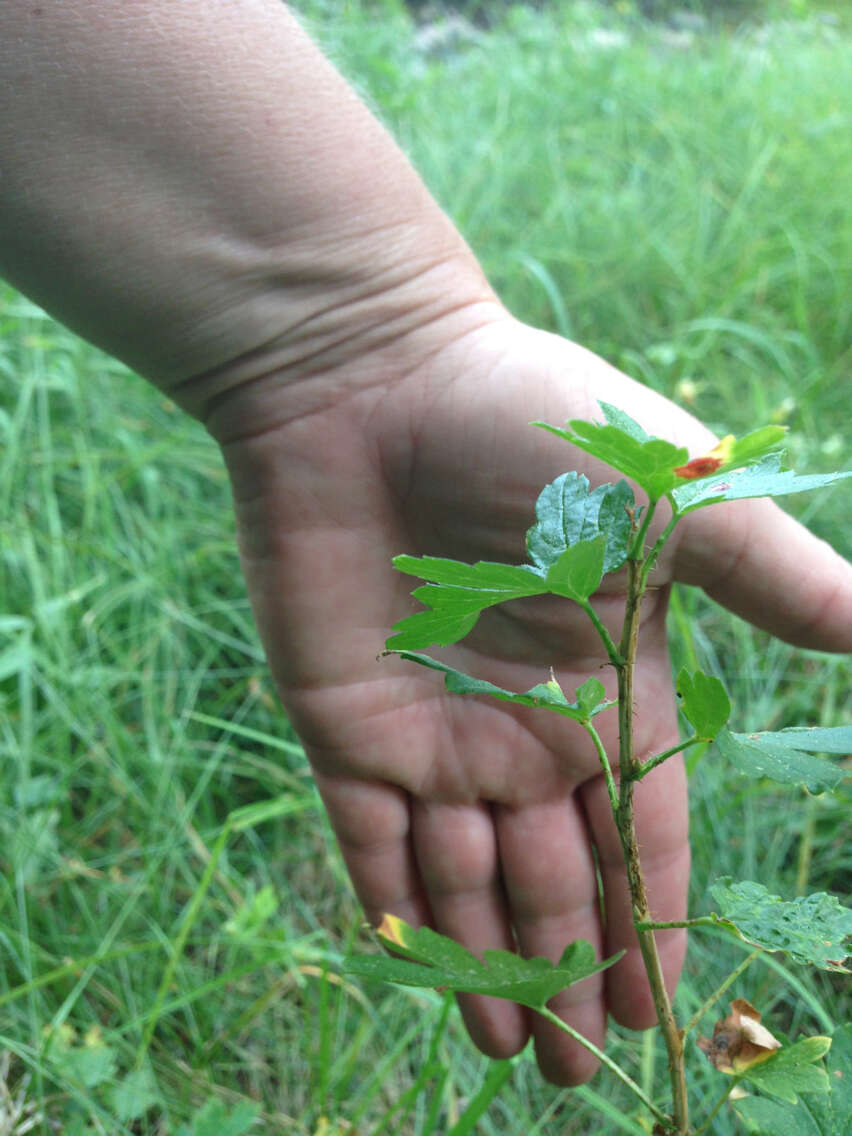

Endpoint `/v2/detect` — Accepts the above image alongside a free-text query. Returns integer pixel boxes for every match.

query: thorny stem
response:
[613,540,690,1133]
[536,1006,674,1130]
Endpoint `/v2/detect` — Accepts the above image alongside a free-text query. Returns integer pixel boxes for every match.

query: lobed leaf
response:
[675,667,731,739]
[777,1024,852,1136]
[710,878,852,971]
[387,557,548,649]
[344,913,622,1010]
[393,556,545,591]
[526,471,635,575]
[393,652,611,721]
[732,1095,823,1136]
[178,1099,261,1136]
[738,1036,832,1104]
[534,411,687,502]
[671,452,852,514]
[387,531,614,653]
[715,727,845,793]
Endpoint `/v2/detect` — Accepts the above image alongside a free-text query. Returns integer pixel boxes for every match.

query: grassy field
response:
[1,2,849,1132]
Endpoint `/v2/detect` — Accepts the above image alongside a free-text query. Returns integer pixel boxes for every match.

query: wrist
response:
[0,0,503,437]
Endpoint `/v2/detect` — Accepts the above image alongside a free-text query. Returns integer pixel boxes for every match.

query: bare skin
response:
[2,0,850,1087]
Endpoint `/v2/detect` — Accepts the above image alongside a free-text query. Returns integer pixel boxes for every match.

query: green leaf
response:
[734,1025,852,1136]
[715,727,845,793]
[747,725,852,754]
[576,676,608,716]
[534,415,687,501]
[710,878,852,971]
[394,652,610,721]
[180,1098,260,1136]
[46,1027,117,1090]
[344,914,622,1011]
[387,557,548,649]
[821,1023,852,1133]
[740,1036,832,1104]
[671,452,852,514]
[393,556,546,591]
[526,472,635,575]
[598,401,652,441]
[544,536,607,601]
[675,667,731,739]
[109,1067,159,1122]
[734,1094,823,1136]
[718,425,788,467]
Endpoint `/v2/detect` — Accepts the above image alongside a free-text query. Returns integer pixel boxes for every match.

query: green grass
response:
[1,2,849,1132]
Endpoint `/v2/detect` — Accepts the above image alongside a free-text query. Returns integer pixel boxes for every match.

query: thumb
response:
[674,496,852,652]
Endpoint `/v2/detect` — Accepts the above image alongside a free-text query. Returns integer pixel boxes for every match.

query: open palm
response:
[220,315,852,1085]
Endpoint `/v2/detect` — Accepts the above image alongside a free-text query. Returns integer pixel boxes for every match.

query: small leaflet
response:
[675,667,731,739]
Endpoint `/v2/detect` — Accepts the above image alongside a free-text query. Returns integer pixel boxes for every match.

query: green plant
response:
[346,404,852,1133]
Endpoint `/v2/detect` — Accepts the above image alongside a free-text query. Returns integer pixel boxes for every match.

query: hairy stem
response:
[616,557,690,1133]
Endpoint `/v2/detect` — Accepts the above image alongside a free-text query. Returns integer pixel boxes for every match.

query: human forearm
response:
[0,1,498,429]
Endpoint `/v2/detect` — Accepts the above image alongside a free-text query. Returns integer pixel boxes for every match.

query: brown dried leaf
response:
[697,998,782,1074]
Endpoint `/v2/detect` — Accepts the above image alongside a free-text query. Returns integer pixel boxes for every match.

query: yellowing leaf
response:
[375,912,407,949]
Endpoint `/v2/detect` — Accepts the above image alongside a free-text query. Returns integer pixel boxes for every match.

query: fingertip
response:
[677,498,852,652]
[457,992,529,1060]
[532,983,607,1086]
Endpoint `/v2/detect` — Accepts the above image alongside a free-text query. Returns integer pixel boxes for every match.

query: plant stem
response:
[635,917,717,932]
[615,557,690,1134]
[631,735,704,780]
[536,1006,674,1130]
[585,719,619,816]
[579,598,624,665]
[629,497,658,561]
[640,510,679,590]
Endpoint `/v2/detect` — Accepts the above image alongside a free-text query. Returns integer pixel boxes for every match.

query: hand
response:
[216,313,852,1085]
[5,0,848,1089]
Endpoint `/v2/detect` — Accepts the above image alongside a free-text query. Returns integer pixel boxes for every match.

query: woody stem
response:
[615,554,690,1134]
